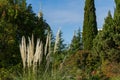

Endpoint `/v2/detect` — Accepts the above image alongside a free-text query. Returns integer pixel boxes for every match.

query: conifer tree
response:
[114,0,120,33]
[92,0,120,63]
[93,9,120,62]
[53,29,66,64]
[93,11,114,62]
[70,28,82,53]
[77,28,83,50]
[54,29,66,54]
[0,0,51,68]
[114,0,120,18]
[82,0,98,50]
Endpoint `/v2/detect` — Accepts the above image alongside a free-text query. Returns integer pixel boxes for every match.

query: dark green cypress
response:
[114,0,120,18]
[82,0,98,50]
[114,0,120,28]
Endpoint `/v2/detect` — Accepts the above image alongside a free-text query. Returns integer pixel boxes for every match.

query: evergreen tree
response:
[92,0,120,64]
[0,0,51,68]
[93,11,114,62]
[114,0,120,33]
[76,28,83,50]
[16,3,36,39]
[93,9,120,63]
[114,0,120,18]
[70,28,82,53]
[0,0,21,67]
[103,11,113,30]
[33,12,51,45]
[53,29,66,67]
[54,29,66,54]
[82,0,98,50]
[0,20,19,68]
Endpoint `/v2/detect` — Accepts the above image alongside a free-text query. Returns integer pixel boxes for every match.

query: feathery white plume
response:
[54,29,60,54]
[19,36,27,69]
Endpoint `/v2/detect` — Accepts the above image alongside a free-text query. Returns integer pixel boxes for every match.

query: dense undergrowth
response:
[1,51,120,80]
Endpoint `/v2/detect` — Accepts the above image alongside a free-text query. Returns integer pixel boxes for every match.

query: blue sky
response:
[27,0,115,44]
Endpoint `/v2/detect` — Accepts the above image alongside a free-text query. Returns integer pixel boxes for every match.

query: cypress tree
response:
[114,0,120,18]
[82,0,98,50]
[114,0,120,31]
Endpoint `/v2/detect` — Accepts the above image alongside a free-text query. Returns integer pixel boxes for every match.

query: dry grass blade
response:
[27,35,34,68]
[45,33,49,56]
[54,29,60,54]
[45,33,52,73]
[19,36,26,69]
[33,39,41,65]
[19,33,53,76]
[39,42,43,65]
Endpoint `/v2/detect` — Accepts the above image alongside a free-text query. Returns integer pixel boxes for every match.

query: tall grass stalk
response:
[44,32,49,56]
[27,35,34,68]
[33,38,42,72]
[45,33,51,73]
[20,35,42,72]
[19,33,52,79]
[53,28,60,54]
[19,36,26,69]
[19,31,65,80]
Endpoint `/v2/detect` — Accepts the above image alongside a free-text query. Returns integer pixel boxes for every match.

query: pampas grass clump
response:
[19,33,51,73]
[19,29,64,80]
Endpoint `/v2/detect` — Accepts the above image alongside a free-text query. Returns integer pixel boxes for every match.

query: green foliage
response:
[0,68,13,80]
[33,16,51,45]
[110,76,120,80]
[14,70,65,80]
[53,30,67,70]
[92,1,120,79]
[70,28,82,53]
[114,0,120,18]
[82,0,98,50]
[101,61,120,78]
[0,20,20,68]
[1,0,120,80]
[60,50,109,80]
[0,0,51,67]
[55,30,66,54]
[93,11,120,63]
[0,63,22,80]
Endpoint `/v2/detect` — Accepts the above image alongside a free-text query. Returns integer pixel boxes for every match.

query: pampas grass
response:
[44,32,49,56]
[27,35,34,68]
[19,36,26,69]
[20,35,43,71]
[45,33,51,73]
[19,32,52,72]
[19,30,65,80]
[53,29,60,54]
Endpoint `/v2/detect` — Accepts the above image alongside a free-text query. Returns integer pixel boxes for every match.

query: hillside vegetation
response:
[0,0,120,80]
